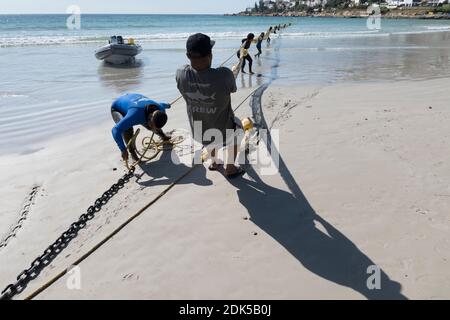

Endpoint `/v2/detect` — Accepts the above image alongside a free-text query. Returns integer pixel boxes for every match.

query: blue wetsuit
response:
[111,93,170,152]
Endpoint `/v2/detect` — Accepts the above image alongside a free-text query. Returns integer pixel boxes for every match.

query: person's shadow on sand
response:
[237,56,407,298]
[228,162,407,300]
[136,149,213,188]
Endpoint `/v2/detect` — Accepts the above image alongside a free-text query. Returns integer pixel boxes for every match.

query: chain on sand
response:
[0,167,136,300]
[0,25,288,300]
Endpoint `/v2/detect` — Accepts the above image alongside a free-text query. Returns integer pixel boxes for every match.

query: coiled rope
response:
[2,24,289,300]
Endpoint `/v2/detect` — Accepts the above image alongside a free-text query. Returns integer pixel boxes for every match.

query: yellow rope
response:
[22,25,288,300]
[125,129,150,171]
[125,130,188,169]
[24,164,200,300]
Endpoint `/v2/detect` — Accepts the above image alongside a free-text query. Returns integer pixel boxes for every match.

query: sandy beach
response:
[1,76,449,299]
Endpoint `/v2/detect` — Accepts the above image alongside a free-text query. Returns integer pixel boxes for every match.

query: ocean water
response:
[1,14,450,154]
[2,14,450,47]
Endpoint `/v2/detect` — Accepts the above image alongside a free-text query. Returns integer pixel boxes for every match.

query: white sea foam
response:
[282,30,384,38]
[425,26,450,30]
[0,29,431,48]
[0,32,244,47]
[2,26,450,48]
[0,93,28,99]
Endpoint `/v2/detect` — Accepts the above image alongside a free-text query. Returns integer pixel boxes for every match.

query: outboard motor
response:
[109,36,117,44]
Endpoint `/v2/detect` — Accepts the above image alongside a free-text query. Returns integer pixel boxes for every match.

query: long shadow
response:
[229,32,408,300]
[136,149,212,188]
[229,163,407,300]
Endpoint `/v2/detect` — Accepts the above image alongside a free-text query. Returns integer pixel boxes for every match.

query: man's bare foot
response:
[208,162,220,171]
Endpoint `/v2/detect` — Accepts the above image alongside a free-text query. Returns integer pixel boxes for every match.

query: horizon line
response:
[0,12,239,15]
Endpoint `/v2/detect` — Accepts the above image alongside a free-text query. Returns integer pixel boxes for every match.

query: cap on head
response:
[186,33,215,58]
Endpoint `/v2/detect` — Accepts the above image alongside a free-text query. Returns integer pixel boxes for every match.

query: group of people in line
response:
[111,23,291,179]
[237,23,291,74]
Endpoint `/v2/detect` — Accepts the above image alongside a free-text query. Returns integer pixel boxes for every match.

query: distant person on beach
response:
[237,33,255,74]
[255,32,264,58]
[176,33,245,179]
[111,93,171,161]
[267,27,272,43]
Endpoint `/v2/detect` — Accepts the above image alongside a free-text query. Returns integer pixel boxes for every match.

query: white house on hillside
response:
[261,0,329,9]
[386,0,412,6]
[427,0,448,5]
[263,0,276,10]
[298,0,328,7]
[259,0,445,9]
[385,0,435,6]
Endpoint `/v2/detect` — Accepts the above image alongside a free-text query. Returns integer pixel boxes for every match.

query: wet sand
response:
[1,77,449,299]
[2,31,450,154]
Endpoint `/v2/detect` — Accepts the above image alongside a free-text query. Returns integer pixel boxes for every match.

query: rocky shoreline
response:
[228,8,450,20]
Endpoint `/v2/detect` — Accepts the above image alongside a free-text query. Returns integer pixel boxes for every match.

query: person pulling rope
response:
[0,24,289,300]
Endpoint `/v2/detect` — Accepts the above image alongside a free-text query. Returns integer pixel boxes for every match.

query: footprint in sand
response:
[0,185,41,249]
[122,273,140,281]
[414,207,429,216]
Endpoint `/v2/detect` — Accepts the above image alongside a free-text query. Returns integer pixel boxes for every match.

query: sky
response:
[0,0,254,14]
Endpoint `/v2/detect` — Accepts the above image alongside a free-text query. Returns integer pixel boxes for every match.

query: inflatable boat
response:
[95,36,142,65]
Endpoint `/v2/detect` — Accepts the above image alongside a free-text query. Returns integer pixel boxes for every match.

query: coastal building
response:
[275,0,293,9]
[427,0,448,5]
[299,0,328,7]
[386,0,402,5]
[263,0,276,10]
[256,0,444,10]
[385,0,424,6]
[259,0,329,10]
[404,0,413,6]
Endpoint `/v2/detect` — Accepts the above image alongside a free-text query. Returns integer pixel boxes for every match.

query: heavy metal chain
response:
[0,25,285,300]
[0,167,135,300]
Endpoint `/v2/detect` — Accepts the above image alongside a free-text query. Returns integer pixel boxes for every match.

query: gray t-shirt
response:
[176,65,237,145]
